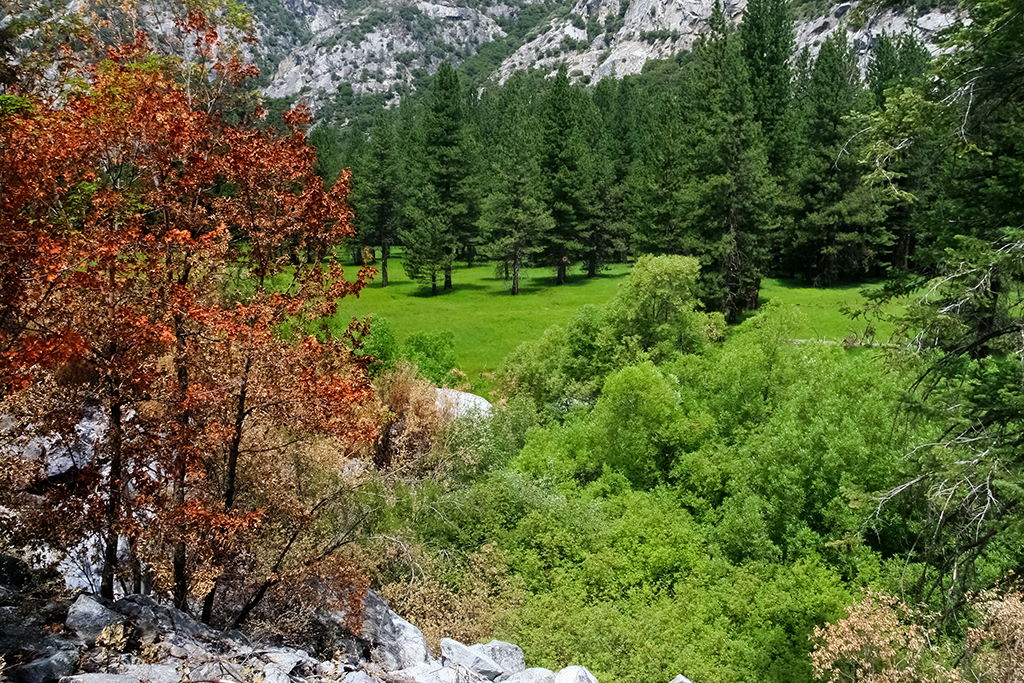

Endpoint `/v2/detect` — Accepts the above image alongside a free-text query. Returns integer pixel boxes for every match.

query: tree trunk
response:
[587,251,597,278]
[431,273,437,296]
[556,260,567,285]
[101,263,123,602]
[224,349,252,511]
[172,310,190,611]
[444,265,452,291]
[746,277,761,311]
[381,244,390,287]
[512,254,520,295]
[201,577,219,625]
[100,392,123,601]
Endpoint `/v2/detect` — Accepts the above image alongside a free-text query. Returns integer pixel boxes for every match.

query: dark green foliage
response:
[679,3,778,319]
[787,30,890,286]
[536,70,612,282]
[640,29,679,43]
[401,63,478,293]
[477,73,553,294]
[866,32,930,108]
[739,0,796,176]
[350,110,405,286]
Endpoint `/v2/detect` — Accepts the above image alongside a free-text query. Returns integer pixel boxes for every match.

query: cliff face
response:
[257,0,508,110]
[495,0,956,85]
[249,0,958,109]
[495,0,746,84]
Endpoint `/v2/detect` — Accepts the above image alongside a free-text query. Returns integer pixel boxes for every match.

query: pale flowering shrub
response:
[967,587,1024,683]
[810,590,962,683]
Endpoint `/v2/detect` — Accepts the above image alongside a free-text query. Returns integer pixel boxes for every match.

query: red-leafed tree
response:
[0,11,377,627]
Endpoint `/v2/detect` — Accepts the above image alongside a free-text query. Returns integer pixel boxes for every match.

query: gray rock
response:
[0,604,29,653]
[0,584,18,606]
[440,639,503,681]
[505,669,556,683]
[149,603,212,640]
[262,647,315,673]
[188,660,245,682]
[399,663,487,683]
[553,666,599,683]
[111,596,160,644]
[470,641,526,679]
[358,590,431,671]
[8,647,78,683]
[341,672,375,683]
[668,676,696,683]
[115,664,180,683]
[261,663,292,683]
[65,595,126,646]
[59,676,142,683]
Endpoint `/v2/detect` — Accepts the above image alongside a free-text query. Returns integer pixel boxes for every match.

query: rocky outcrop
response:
[0,556,696,683]
[496,0,957,85]
[259,0,505,111]
[358,589,433,670]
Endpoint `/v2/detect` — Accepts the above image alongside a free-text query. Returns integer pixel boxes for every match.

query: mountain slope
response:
[248,0,957,114]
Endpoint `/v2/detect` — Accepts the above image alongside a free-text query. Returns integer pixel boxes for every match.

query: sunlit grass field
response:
[329,250,904,395]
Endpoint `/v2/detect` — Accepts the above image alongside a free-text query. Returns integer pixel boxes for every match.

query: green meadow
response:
[330,250,902,395]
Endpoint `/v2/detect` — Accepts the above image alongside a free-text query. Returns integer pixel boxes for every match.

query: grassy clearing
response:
[330,252,633,395]
[757,277,902,342]
[329,252,905,396]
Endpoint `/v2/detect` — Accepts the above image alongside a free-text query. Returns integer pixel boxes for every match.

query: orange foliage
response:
[0,17,377,626]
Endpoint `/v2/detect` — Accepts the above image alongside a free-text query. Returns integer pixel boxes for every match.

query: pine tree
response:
[625,85,693,257]
[350,110,404,287]
[788,30,890,285]
[867,31,930,108]
[401,63,474,293]
[536,69,604,284]
[478,73,553,295]
[681,1,778,320]
[739,0,797,176]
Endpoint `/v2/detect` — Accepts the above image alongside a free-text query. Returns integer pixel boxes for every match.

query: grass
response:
[757,277,902,343]
[329,251,906,396]
[330,252,633,395]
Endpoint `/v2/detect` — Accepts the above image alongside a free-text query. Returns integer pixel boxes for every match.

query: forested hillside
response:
[3,0,1024,682]
[330,0,933,322]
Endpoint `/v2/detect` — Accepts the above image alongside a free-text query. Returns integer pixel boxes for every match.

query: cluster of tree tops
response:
[312,0,934,321]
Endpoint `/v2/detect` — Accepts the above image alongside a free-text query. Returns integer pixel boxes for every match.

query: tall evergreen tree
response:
[350,110,404,287]
[536,69,604,284]
[478,73,553,295]
[401,62,475,293]
[867,31,930,108]
[788,30,889,285]
[739,0,796,176]
[625,85,693,258]
[681,1,778,320]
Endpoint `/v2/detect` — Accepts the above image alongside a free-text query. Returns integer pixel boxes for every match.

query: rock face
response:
[65,595,127,646]
[256,0,506,111]
[553,666,600,683]
[440,638,504,680]
[506,669,557,683]
[495,0,957,85]
[359,589,433,670]
[470,640,526,680]
[242,0,955,117]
